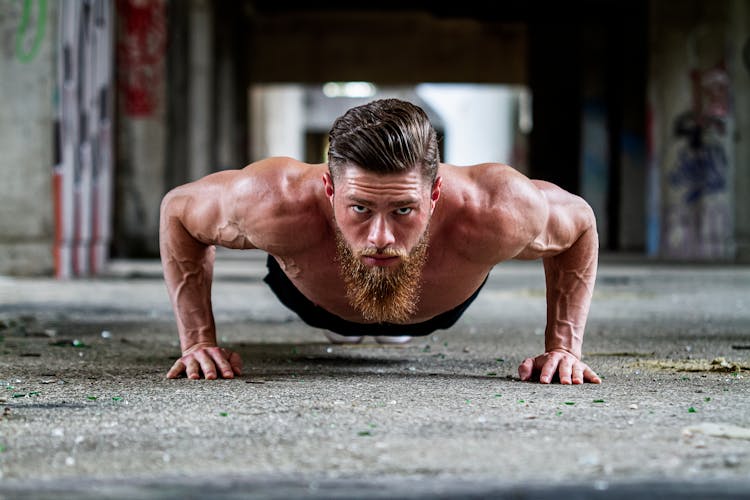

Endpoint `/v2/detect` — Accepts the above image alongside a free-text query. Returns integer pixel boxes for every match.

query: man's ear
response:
[430,176,442,213]
[323,172,335,202]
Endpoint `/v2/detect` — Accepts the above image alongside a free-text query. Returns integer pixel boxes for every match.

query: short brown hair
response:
[327,99,440,184]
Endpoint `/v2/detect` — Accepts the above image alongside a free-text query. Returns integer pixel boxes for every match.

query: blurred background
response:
[0,0,748,277]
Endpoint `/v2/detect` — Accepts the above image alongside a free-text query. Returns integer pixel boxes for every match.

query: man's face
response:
[323,165,441,323]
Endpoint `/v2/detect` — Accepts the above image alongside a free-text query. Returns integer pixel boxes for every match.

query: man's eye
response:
[395,207,412,215]
[352,205,368,214]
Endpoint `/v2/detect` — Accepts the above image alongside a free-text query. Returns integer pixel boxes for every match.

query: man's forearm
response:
[542,225,598,358]
[160,201,218,353]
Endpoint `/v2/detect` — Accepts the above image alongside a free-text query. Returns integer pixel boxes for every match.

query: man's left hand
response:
[518,350,601,384]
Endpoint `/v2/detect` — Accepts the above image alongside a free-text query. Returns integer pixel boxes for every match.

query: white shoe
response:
[374,336,413,345]
[323,331,363,344]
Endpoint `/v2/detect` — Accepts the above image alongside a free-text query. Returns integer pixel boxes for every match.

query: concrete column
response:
[0,0,56,275]
[214,0,246,171]
[648,0,737,260]
[186,0,214,181]
[114,0,168,257]
[730,0,750,262]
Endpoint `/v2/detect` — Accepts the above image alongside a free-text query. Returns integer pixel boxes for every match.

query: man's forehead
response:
[334,163,426,187]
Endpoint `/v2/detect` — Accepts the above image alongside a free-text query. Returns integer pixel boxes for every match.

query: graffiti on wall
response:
[0,0,47,63]
[116,0,167,117]
[55,0,114,278]
[663,53,734,260]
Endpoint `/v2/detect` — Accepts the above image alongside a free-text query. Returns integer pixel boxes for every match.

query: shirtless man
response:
[159,98,601,385]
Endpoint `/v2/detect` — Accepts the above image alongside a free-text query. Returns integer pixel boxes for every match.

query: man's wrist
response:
[181,340,219,355]
[544,345,581,359]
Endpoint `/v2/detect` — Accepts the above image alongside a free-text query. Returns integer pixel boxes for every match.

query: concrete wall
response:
[0,0,56,275]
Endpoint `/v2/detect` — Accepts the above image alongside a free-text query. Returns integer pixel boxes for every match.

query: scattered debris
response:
[49,339,91,349]
[12,392,40,398]
[683,423,750,441]
[629,357,748,373]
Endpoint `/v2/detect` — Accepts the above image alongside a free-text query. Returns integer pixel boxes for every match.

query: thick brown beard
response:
[335,228,429,324]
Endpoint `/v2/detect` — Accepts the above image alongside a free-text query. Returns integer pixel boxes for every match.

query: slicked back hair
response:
[327,99,440,185]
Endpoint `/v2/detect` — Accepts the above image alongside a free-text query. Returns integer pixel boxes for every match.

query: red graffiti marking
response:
[690,62,730,124]
[116,0,167,117]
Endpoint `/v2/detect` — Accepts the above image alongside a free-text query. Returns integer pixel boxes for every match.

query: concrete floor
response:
[0,250,749,499]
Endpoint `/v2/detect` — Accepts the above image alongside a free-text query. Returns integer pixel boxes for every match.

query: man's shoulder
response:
[437,163,547,263]
[230,158,331,252]
[239,157,326,183]
[230,158,326,202]
[439,162,541,210]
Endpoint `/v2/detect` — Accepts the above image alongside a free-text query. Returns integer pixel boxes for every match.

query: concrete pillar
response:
[648,0,738,260]
[54,0,115,278]
[730,0,750,262]
[214,0,246,171]
[187,0,214,181]
[0,0,56,275]
[114,0,168,257]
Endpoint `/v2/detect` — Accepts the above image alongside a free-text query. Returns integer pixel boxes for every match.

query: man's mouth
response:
[361,254,401,267]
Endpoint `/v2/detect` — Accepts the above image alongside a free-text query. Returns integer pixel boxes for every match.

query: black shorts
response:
[263,254,486,337]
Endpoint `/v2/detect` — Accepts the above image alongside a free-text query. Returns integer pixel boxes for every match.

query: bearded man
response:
[159,98,601,385]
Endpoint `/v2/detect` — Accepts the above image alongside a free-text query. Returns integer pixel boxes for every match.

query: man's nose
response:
[368,215,395,249]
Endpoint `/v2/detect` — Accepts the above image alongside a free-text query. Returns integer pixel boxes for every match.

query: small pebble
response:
[724,455,740,467]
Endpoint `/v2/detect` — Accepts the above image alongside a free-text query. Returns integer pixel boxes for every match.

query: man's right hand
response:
[166,345,243,380]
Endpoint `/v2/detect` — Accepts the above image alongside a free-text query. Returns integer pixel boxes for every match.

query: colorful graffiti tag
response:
[663,60,733,260]
[55,0,114,278]
[116,0,167,117]
[1,0,47,63]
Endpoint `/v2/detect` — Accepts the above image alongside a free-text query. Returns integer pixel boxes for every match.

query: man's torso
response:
[242,160,536,325]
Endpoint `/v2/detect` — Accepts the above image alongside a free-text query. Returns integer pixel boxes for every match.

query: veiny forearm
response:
[542,225,598,358]
[160,200,218,354]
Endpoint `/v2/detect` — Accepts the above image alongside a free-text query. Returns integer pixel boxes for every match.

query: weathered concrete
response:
[648,0,747,261]
[0,0,56,275]
[0,250,748,498]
